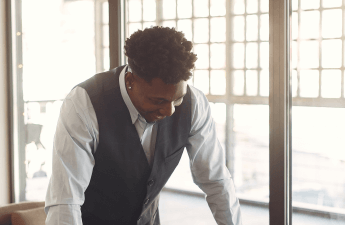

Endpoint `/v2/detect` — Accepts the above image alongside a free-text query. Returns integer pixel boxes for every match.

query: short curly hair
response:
[124,26,197,84]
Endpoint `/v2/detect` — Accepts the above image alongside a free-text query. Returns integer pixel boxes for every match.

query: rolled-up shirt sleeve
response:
[45,87,99,225]
[186,86,242,225]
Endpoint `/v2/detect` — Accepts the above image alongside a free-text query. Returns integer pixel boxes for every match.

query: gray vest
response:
[77,66,191,225]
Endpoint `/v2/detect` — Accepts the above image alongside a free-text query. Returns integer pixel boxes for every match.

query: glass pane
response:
[260,70,269,97]
[193,70,209,95]
[292,0,298,11]
[260,14,269,41]
[292,12,298,40]
[128,0,142,22]
[246,15,258,41]
[162,20,176,28]
[322,40,342,68]
[210,17,226,42]
[233,43,245,69]
[246,43,258,69]
[321,70,341,98]
[323,0,342,8]
[293,1,345,219]
[299,70,319,98]
[260,0,269,13]
[143,0,156,21]
[292,105,345,223]
[163,0,176,19]
[177,19,192,42]
[210,44,226,69]
[233,104,269,225]
[292,41,297,69]
[233,70,245,96]
[322,9,342,38]
[246,70,258,96]
[300,41,319,68]
[260,42,269,69]
[300,0,320,10]
[22,0,97,201]
[22,0,96,102]
[210,0,226,16]
[246,0,258,14]
[103,2,109,24]
[103,25,109,47]
[177,0,192,19]
[103,47,110,70]
[209,103,226,150]
[193,0,208,17]
[233,16,245,42]
[300,11,319,39]
[194,44,209,69]
[292,70,298,97]
[143,22,156,29]
[194,18,209,43]
[210,70,226,95]
[234,0,245,14]
[128,22,142,37]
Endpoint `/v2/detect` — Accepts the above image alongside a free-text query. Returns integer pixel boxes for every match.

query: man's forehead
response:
[146,79,187,100]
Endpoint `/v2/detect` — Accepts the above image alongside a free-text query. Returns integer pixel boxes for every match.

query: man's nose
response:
[159,102,175,117]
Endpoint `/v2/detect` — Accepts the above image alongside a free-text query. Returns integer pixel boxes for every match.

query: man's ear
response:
[125,72,135,88]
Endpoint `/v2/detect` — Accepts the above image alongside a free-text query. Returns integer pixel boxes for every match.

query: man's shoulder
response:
[188,84,209,108]
[76,65,126,98]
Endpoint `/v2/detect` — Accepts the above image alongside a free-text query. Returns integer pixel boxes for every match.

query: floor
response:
[159,190,345,225]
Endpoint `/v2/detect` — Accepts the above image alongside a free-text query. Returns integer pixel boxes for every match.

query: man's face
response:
[125,72,187,123]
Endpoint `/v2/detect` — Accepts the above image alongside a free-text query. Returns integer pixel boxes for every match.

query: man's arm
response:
[45,87,98,225]
[186,86,242,225]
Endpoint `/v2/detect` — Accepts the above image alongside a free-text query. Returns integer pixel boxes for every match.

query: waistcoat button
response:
[148,179,154,186]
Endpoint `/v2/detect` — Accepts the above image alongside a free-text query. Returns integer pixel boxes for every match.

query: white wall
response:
[0,0,11,205]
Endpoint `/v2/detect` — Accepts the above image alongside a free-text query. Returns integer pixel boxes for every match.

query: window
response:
[12,0,109,202]
[291,0,345,223]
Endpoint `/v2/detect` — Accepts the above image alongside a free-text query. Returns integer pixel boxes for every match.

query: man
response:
[45,26,242,225]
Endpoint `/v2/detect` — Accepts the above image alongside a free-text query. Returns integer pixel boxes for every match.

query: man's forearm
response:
[45,204,82,225]
[197,179,242,225]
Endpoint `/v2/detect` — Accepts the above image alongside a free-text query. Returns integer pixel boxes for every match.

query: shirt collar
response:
[119,65,142,124]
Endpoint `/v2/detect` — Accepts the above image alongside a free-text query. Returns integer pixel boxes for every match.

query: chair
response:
[0,201,45,225]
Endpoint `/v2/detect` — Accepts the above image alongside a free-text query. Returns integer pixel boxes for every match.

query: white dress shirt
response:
[45,66,242,225]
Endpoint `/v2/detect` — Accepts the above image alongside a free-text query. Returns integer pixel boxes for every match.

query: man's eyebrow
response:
[151,93,186,101]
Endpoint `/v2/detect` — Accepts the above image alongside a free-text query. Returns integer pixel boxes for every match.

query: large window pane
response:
[292,3,345,223]
[22,0,100,201]
[143,0,156,21]
[233,104,269,225]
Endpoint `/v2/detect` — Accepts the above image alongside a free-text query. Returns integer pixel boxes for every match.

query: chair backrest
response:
[0,201,45,225]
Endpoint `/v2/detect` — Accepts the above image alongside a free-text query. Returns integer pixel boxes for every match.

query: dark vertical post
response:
[109,0,124,69]
[269,0,292,224]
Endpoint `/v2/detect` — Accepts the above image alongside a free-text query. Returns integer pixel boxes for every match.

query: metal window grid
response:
[291,0,345,107]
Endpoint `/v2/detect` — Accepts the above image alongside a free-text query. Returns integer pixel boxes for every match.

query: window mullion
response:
[341,0,345,99]
[269,0,292,225]
[225,0,234,178]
